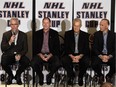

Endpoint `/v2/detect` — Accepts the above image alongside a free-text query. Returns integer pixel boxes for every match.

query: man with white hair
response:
[1,17,30,85]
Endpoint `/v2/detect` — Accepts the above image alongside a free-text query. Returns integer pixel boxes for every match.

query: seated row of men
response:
[0,17,115,86]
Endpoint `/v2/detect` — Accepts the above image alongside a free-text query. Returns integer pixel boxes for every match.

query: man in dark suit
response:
[62,18,90,86]
[92,19,115,84]
[31,17,61,85]
[1,17,30,85]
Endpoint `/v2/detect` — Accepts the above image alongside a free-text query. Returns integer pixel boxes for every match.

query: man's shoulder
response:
[19,30,26,35]
[65,30,73,34]
[50,28,58,33]
[35,29,43,33]
[108,30,115,35]
[18,31,27,38]
[80,30,89,35]
[3,30,11,34]
[48,29,59,36]
[2,30,12,37]
[79,31,89,38]
[94,31,101,35]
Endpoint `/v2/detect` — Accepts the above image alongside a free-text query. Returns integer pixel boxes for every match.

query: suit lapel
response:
[100,31,104,46]
[17,31,21,45]
[71,30,75,52]
[107,31,110,49]
[40,30,44,48]
[78,31,82,50]
[48,29,51,49]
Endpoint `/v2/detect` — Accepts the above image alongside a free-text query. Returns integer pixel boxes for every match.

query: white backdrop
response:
[74,0,111,32]
[0,0,113,62]
[36,0,72,32]
[0,0,32,62]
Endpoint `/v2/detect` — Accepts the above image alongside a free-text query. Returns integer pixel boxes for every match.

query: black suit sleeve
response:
[1,32,28,56]
[33,31,42,56]
[17,34,28,56]
[82,33,90,56]
[1,33,12,52]
[93,33,101,56]
[108,32,115,57]
[64,32,72,54]
[51,32,60,56]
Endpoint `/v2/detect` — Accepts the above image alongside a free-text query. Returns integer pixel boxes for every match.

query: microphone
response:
[12,30,17,45]
[12,30,16,35]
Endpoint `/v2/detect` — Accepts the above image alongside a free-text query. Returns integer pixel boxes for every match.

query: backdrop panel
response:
[74,0,111,32]
[0,0,32,62]
[36,0,72,32]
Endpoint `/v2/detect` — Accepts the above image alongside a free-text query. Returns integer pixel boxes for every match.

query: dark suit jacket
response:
[64,30,90,56]
[1,30,28,56]
[93,30,115,57]
[33,29,60,56]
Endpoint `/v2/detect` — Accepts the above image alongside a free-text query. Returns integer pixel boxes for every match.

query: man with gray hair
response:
[62,18,90,86]
[1,17,30,85]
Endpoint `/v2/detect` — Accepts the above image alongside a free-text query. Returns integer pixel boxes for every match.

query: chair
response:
[88,64,109,87]
[85,63,98,87]
[35,62,49,86]
[54,67,67,87]
[102,64,109,82]
[33,62,58,87]
[23,66,32,87]
[5,63,19,87]
[72,63,91,87]
[54,63,80,87]
[4,62,31,87]
[0,64,6,85]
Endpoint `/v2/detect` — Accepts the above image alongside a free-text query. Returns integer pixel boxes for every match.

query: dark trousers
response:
[92,56,115,77]
[62,55,90,79]
[31,55,61,78]
[1,53,30,77]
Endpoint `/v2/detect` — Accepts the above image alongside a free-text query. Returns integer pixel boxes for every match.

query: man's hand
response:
[69,54,79,63]
[99,55,110,62]
[45,53,53,61]
[38,53,52,62]
[38,53,46,61]
[9,35,15,45]
[69,54,83,63]
[73,55,81,63]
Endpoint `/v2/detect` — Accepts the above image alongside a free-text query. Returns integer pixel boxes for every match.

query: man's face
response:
[42,19,51,31]
[100,20,109,32]
[73,21,81,33]
[10,20,19,32]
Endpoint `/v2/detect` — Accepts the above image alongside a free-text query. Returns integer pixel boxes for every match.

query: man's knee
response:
[31,60,36,68]
[1,55,9,66]
[20,56,30,67]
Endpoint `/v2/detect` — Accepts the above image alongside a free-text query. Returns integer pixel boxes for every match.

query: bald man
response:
[92,19,115,84]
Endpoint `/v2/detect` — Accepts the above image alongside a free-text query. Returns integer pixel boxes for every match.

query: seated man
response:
[31,17,61,86]
[62,18,90,86]
[92,19,115,84]
[1,17,30,85]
